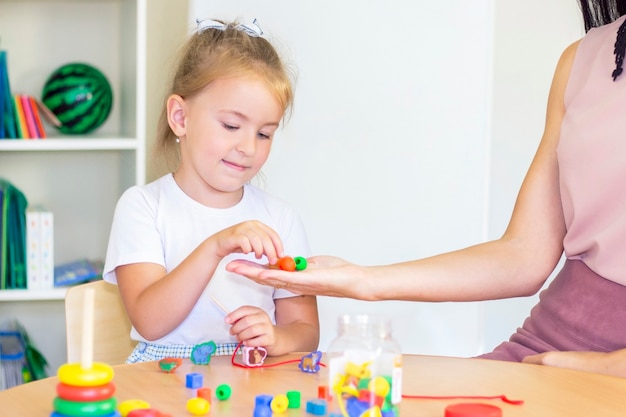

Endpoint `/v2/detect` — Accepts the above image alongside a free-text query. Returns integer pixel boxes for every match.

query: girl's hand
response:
[225,305,277,352]
[210,220,284,265]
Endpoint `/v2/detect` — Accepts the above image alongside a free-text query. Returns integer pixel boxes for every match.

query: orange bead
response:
[197,387,211,402]
[278,257,296,271]
[317,385,329,400]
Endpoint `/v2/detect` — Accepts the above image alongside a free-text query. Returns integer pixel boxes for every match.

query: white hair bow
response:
[196,18,263,38]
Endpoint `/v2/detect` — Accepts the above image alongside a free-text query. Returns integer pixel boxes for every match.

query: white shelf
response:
[0,138,141,151]
[0,0,146,271]
[0,0,146,373]
[0,288,67,301]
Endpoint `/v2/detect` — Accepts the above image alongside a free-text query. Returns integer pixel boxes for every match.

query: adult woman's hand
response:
[523,349,626,378]
[226,255,372,299]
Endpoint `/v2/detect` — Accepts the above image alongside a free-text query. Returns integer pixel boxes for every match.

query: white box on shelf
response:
[39,211,54,290]
[25,210,41,290]
[25,209,54,291]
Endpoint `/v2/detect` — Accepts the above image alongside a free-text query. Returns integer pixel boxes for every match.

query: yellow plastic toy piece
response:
[369,376,390,398]
[57,362,114,387]
[270,394,289,413]
[186,397,211,415]
[118,399,151,417]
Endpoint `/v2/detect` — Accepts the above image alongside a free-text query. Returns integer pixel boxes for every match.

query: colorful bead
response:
[197,387,211,402]
[242,346,268,366]
[305,399,327,416]
[358,390,384,408]
[190,341,216,365]
[185,373,203,389]
[253,395,273,417]
[157,357,182,373]
[369,376,391,398]
[298,351,322,373]
[318,385,330,400]
[286,390,301,408]
[118,399,151,417]
[186,397,211,415]
[255,394,273,408]
[345,396,369,416]
[215,384,232,401]
[278,257,296,271]
[382,407,399,417]
[294,256,307,270]
[270,394,289,413]
[253,406,272,417]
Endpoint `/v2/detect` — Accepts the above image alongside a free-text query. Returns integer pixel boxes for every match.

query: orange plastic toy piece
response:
[278,257,296,271]
[158,357,182,373]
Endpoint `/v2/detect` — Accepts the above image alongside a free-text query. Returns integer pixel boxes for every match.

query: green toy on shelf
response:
[41,63,113,135]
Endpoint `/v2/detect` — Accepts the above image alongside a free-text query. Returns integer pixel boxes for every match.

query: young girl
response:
[103,18,319,363]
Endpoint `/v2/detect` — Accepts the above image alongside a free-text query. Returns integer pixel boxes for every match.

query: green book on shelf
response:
[0,185,5,289]
[0,179,28,289]
[0,50,17,139]
[0,182,8,290]
[9,184,27,289]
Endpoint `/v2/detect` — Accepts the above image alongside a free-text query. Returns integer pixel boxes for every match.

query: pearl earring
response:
[175,137,180,143]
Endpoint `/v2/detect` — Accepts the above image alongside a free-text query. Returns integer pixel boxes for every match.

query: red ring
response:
[56,382,116,401]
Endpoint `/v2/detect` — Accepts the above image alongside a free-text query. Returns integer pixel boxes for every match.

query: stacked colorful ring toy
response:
[53,362,118,417]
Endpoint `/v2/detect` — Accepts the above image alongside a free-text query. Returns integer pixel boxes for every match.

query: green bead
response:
[294,256,307,271]
[286,390,301,408]
[216,383,232,400]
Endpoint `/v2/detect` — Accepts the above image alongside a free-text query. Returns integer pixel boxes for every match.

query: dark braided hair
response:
[612,18,626,80]
[577,0,626,80]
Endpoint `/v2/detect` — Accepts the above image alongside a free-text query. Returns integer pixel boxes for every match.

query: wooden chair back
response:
[64,280,136,365]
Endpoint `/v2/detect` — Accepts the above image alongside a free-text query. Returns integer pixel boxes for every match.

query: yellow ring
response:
[58,362,114,387]
[270,394,289,413]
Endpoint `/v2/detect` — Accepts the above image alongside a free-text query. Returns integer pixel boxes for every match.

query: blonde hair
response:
[155,20,295,172]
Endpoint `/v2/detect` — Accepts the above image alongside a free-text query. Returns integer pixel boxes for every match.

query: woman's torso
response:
[558,15,626,285]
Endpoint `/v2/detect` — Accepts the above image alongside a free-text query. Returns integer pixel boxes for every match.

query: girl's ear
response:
[167,94,187,137]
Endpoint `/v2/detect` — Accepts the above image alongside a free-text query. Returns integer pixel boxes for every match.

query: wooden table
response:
[2,353,626,416]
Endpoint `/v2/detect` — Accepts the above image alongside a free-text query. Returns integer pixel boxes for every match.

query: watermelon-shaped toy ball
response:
[41,63,113,135]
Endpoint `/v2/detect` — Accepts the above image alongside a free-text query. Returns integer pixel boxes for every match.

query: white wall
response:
[188,1,584,356]
[484,1,583,351]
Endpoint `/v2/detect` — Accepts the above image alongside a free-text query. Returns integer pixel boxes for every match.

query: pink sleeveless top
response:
[558,15,626,285]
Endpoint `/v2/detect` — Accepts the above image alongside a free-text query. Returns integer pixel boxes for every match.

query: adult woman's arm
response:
[228,40,580,303]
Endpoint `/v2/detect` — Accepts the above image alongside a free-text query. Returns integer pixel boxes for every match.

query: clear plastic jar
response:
[326,313,402,417]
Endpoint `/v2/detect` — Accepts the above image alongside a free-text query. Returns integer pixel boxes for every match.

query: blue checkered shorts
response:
[126,341,240,364]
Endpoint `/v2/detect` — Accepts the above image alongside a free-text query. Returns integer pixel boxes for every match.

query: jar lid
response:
[444,403,502,417]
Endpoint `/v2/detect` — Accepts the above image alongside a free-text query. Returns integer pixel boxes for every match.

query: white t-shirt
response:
[103,173,310,345]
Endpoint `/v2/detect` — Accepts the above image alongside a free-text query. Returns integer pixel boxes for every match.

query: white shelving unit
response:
[0,0,146,373]
[0,288,67,301]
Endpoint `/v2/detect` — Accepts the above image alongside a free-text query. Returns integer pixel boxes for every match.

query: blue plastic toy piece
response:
[298,350,322,373]
[185,372,203,389]
[190,341,217,365]
[305,399,327,416]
